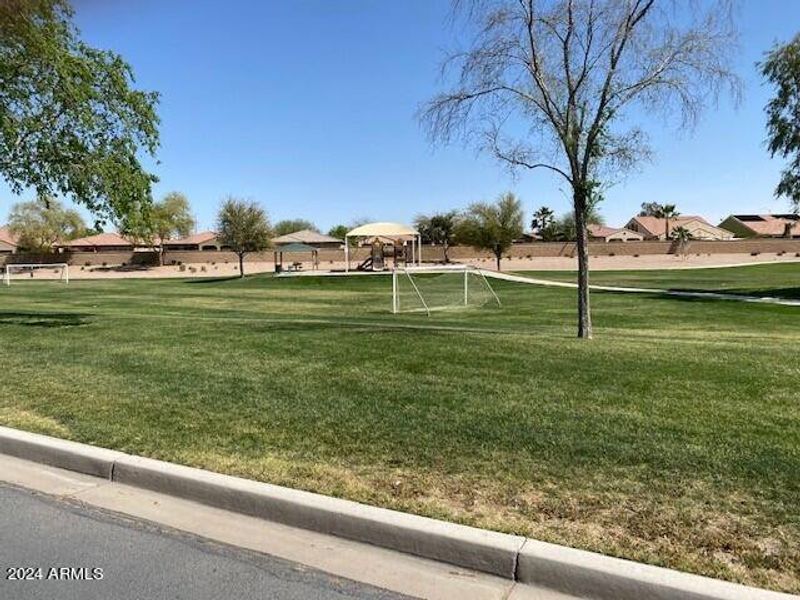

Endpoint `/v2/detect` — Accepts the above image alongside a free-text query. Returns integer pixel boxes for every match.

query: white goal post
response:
[391,264,500,315]
[3,263,69,285]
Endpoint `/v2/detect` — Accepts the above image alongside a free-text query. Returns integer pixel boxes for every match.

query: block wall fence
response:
[3,239,800,267]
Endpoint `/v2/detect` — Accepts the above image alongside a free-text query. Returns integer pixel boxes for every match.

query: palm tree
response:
[531,206,555,235]
[655,204,680,240]
[671,226,692,257]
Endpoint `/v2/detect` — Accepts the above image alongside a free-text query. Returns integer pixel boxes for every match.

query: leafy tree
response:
[328,225,349,240]
[654,203,680,240]
[414,211,458,262]
[150,192,196,265]
[554,206,605,241]
[273,219,319,237]
[421,0,739,338]
[638,202,664,217]
[455,193,523,271]
[328,221,369,247]
[8,196,87,252]
[761,34,800,212]
[216,198,271,278]
[0,0,160,229]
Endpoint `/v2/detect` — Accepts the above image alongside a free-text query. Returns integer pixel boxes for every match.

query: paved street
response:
[0,483,411,600]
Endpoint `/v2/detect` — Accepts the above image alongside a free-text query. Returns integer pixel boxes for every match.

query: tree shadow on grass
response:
[184,276,244,285]
[664,286,800,300]
[0,311,93,328]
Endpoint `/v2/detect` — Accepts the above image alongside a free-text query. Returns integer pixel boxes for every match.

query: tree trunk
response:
[494,245,502,271]
[158,246,164,266]
[574,193,592,339]
[443,242,449,263]
[238,253,245,278]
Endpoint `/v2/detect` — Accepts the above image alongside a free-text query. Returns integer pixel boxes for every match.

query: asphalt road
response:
[0,483,412,600]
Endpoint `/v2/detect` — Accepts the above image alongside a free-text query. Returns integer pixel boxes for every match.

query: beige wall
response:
[3,239,800,267]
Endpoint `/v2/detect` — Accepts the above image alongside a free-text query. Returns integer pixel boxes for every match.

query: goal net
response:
[3,263,69,285]
[392,265,500,315]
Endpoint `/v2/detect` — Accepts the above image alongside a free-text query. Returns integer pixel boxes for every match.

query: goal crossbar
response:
[3,263,70,285]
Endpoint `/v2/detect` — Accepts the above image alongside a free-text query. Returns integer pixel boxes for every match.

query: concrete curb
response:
[112,454,523,578]
[0,425,123,479]
[0,426,795,599]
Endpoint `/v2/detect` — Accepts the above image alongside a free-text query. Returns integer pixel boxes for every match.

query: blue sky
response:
[2,0,799,232]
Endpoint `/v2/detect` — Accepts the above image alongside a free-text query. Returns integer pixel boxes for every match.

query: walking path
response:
[484,271,800,307]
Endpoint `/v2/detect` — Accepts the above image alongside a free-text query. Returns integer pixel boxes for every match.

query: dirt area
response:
[3,252,800,280]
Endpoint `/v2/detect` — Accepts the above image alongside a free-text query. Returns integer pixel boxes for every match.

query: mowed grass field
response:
[1,264,799,592]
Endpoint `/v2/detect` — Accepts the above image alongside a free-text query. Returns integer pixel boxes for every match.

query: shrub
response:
[179,264,186,272]
[751,251,760,256]
[633,254,639,258]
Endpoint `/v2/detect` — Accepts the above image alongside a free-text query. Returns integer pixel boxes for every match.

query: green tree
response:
[0,0,160,228]
[327,225,349,240]
[216,198,271,278]
[761,34,800,212]
[654,204,680,240]
[455,193,523,271]
[150,192,196,265]
[421,0,739,338]
[554,206,605,241]
[273,219,319,237]
[638,202,664,217]
[8,196,87,252]
[414,211,458,262]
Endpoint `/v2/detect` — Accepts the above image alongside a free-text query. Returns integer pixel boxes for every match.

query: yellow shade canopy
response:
[346,222,418,239]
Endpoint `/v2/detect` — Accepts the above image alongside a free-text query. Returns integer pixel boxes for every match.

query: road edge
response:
[0,426,794,600]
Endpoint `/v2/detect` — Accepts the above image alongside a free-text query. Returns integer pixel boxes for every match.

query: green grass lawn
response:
[1,266,799,592]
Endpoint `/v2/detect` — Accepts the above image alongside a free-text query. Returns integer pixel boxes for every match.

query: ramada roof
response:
[64,232,133,248]
[272,229,342,245]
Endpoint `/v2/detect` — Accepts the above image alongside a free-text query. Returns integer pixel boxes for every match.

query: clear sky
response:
[2,0,799,232]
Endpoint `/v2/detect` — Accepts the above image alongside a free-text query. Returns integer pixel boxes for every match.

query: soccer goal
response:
[391,264,500,315]
[3,263,69,285]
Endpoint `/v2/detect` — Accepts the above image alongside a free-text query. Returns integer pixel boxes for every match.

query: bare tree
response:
[420,0,740,338]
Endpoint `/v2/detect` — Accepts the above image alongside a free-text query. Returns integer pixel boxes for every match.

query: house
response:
[0,226,19,254]
[59,232,134,253]
[717,214,800,238]
[587,224,644,242]
[161,231,223,251]
[625,215,733,241]
[271,229,342,249]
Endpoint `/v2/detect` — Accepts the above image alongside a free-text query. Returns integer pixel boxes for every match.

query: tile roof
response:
[0,225,19,246]
[628,215,711,236]
[272,229,342,244]
[727,214,799,236]
[163,231,219,246]
[64,232,133,247]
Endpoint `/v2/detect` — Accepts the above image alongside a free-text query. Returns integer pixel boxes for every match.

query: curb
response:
[0,426,795,600]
